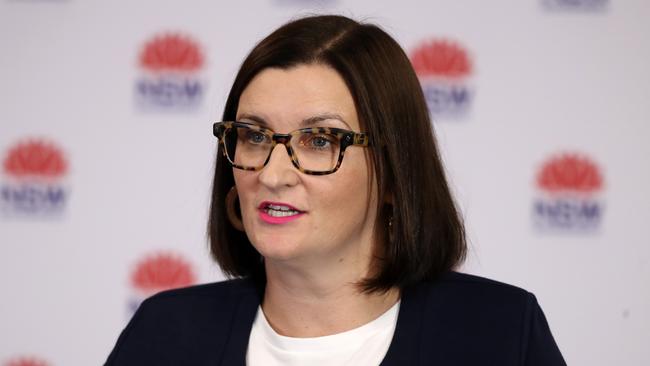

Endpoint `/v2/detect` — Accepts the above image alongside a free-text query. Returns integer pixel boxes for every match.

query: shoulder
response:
[431,270,533,300]
[142,277,258,311]
[403,271,537,321]
[129,277,260,335]
[404,272,566,365]
[412,271,537,325]
[104,278,259,365]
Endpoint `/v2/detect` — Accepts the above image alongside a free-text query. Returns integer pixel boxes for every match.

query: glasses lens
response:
[291,131,341,172]
[223,125,272,169]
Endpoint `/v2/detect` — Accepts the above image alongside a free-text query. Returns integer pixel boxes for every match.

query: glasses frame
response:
[213,121,371,175]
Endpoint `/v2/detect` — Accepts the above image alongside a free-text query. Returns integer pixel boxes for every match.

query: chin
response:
[250,234,307,262]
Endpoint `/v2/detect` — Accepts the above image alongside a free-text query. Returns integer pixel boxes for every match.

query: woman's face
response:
[233,64,379,270]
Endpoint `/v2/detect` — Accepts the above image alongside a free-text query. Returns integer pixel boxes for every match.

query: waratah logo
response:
[410,38,474,119]
[533,152,604,231]
[127,251,197,314]
[1,139,69,216]
[135,33,206,110]
[3,356,50,366]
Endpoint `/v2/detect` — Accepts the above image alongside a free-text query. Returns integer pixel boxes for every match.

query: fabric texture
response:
[246,300,400,365]
[105,271,567,366]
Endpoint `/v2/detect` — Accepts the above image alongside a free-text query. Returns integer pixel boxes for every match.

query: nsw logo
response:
[135,33,206,110]
[410,39,474,119]
[3,356,50,366]
[1,139,69,216]
[533,152,604,231]
[127,251,197,314]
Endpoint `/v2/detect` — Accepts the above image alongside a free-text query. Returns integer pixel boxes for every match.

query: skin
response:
[234,64,399,337]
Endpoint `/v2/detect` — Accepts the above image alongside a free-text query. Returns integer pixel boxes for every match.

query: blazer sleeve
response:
[521,293,567,366]
[104,297,150,366]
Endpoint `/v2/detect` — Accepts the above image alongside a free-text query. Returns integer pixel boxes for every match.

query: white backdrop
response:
[1,0,649,365]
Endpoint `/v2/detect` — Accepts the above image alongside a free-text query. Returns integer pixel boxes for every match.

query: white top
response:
[246,300,400,366]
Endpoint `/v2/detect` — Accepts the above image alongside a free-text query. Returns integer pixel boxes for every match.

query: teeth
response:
[267,204,293,211]
[266,208,299,217]
[263,203,302,217]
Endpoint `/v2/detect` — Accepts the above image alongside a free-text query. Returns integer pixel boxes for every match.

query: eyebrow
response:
[237,113,352,130]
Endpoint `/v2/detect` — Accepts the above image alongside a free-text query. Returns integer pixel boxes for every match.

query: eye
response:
[301,134,338,150]
[245,130,268,144]
[312,136,330,148]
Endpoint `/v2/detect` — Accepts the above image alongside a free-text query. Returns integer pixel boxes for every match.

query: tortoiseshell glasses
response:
[213,121,371,175]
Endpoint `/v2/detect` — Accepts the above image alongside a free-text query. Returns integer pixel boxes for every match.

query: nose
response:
[258,143,300,189]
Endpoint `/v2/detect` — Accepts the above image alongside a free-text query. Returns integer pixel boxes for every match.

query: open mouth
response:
[260,202,303,217]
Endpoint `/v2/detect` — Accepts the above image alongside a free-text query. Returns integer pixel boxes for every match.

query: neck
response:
[261,258,400,338]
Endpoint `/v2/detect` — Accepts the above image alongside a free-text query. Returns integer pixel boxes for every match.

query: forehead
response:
[236,64,360,131]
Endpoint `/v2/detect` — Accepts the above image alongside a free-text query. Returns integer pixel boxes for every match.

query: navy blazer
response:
[105,272,566,365]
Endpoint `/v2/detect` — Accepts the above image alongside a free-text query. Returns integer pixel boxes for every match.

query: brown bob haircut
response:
[208,14,466,293]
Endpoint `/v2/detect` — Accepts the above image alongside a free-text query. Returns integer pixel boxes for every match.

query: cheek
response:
[233,172,256,217]
[318,155,374,220]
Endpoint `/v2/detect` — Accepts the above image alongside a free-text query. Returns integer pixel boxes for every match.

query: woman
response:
[106,15,566,365]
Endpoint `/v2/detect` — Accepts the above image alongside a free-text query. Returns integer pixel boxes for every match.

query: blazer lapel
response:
[380,283,428,366]
[219,282,261,366]
[217,280,428,366]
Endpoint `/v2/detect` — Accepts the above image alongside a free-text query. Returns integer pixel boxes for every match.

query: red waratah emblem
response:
[4,357,50,366]
[131,252,197,293]
[3,140,67,178]
[537,153,603,194]
[139,33,204,72]
[410,39,472,79]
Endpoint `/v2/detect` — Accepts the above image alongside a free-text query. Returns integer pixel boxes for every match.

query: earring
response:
[388,210,395,245]
[226,186,245,231]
